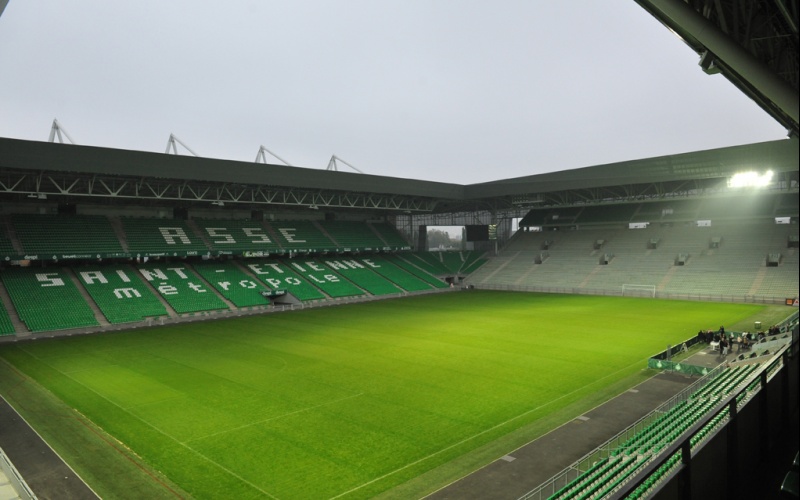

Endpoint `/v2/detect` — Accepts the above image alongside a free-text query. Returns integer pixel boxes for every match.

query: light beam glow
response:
[728,170,773,188]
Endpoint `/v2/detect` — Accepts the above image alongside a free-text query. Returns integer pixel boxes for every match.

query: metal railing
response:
[463,282,793,305]
[518,337,796,500]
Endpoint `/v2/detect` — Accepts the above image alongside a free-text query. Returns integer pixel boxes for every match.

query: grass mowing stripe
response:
[330,355,651,499]
[15,344,281,500]
[0,292,774,499]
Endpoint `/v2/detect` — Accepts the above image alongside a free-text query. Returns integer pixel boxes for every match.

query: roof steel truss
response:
[0,169,438,212]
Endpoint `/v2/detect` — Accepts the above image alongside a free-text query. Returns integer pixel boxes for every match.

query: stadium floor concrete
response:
[426,349,727,500]
[0,396,99,500]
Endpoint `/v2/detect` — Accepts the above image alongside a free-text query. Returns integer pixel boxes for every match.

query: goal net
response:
[621,284,656,298]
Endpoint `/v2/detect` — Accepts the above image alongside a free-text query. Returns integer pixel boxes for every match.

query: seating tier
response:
[319,258,403,296]
[283,259,365,298]
[122,218,209,256]
[136,264,228,313]
[369,222,411,249]
[551,363,762,499]
[470,221,798,300]
[13,214,123,256]
[193,219,282,254]
[0,304,14,335]
[440,252,465,273]
[243,260,326,301]
[384,255,449,289]
[407,253,450,275]
[266,221,336,252]
[318,221,385,250]
[191,261,272,307]
[1,267,99,331]
[462,251,488,273]
[358,256,438,291]
[74,265,169,323]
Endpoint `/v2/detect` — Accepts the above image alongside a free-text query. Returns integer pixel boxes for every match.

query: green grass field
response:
[0,291,784,499]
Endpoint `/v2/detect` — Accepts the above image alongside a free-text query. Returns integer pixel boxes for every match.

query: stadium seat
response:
[358,256,440,291]
[317,220,386,250]
[266,220,336,253]
[74,265,169,323]
[1,267,99,331]
[244,260,326,301]
[191,260,272,307]
[12,214,124,256]
[135,264,228,313]
[369,222,411,250]
[319,257,402,296]
[281,259,365,298]
[0,303,15,335]
[193,219,283,255]
[122,217,210,256]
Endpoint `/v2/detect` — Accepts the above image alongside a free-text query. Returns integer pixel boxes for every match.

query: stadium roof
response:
[634,0,799,137]
[465,139,799,198]
[0,136,796,214]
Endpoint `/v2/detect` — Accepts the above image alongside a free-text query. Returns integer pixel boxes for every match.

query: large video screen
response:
[465,225,489,241]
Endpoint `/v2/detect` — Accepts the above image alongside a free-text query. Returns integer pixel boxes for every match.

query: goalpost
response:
[621,284,656,298]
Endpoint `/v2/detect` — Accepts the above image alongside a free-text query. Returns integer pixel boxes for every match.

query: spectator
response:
[720,336,729,356]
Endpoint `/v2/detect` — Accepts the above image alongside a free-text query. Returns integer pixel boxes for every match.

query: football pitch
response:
[0,291,779,499]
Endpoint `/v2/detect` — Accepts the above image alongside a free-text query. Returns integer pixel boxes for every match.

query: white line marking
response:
[17,346,282,500]
[0,358,103,500]
[332,357,649,499]
[185,392,364,444]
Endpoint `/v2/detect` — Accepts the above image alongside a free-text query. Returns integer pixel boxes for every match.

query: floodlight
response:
[728,170,773,188]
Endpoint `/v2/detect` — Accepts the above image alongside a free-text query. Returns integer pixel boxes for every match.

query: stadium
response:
[0,1,798,500]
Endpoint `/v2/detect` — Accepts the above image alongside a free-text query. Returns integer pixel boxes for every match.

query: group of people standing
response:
[697,325,770,357]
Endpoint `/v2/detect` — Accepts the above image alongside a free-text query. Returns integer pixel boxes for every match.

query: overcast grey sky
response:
[0,1,788,184]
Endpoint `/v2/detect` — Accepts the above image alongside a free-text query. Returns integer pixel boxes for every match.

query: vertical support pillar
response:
[758,371,769,459]
[417,225,427,252]
[679,440,692,499]
[727,399,739,499]
[781,350,790,425]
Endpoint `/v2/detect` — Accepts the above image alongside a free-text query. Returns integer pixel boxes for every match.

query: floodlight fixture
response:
[728,170,774,188]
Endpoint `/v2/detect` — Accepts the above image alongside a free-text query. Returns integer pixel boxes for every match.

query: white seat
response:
[710,341,720,351]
